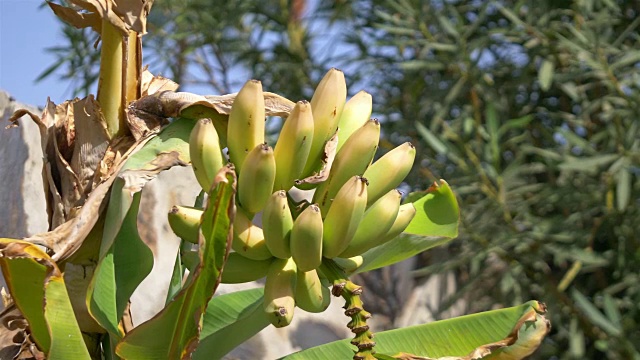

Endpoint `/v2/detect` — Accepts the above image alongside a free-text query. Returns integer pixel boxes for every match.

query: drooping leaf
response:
[281,301,550,360]
[116,167,235,359]
[358,180,459,273]
[0,239,91,359]
[192,288,269,359]
[87,118,195,338]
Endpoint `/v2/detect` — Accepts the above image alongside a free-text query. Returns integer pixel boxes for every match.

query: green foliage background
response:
[45,0,640,358]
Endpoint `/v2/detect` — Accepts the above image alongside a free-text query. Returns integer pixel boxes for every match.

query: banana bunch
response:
[174,69,418,328]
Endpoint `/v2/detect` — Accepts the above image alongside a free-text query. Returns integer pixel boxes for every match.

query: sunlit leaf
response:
[358,180,459,273]
[193,288,269,359]
[116,167,235,359]
[0,240,91,359]
[281,301,549,359]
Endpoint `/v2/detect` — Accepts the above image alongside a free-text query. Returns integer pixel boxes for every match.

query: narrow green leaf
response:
[116,168,235,359]
[486,102,500,169]
[358,180,459,273]
[281,301,549,359]
[193,288,269,359]
[0,240,91,359]
[571,288,621,336]
[538,59,554,91]
[415,122,448,154]
[616,166,631,212]
[559,154,619,174]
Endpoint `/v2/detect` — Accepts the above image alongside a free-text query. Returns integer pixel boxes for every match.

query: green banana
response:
[232,207,273,260]
[262,190,294,259]
[227,79,265,174]
[264,257,297,328]
[313,118,380,214]
[338,189,402,258]
[300,68,347,179]
[369,202,417,248]
[295,269,331,313]
[332,256,364,275]
[167,205,203,244]
[322,176,368,258]
[336,90,372,152]
[189,118,225,191]
[221,252,272,283]
[363,142,416,207]
[273,100,315,191]
[237,143,276,214]
[290,204,323,272]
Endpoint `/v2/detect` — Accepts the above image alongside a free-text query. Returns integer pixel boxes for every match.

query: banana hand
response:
[322,176,368,258]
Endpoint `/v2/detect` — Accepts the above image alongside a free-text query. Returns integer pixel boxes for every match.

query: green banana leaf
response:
[281,301,549,360]
[358,179,459,273]
[115,167,235,359]
[193,288,269,359]
[86,119,195,340]
[0,239,91,359]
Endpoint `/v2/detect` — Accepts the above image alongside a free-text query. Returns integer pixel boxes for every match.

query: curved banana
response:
[300,68,347,179]
[231,207,273,260]
[264,257,297,328]
[322,176,368,258]
[332,256,364,275]
[290,204,323,272]
[262,190,294,259]
[189,118,225,191]
[167,205,203,244]
[338,189,402,258]
[221,253,272,283]
[336,90,372,152]
[237,143,276,214]
[295,269,331,313]
[313,119,380,214]
[227,79,265,174]
[369,202,416,249]
[273,100,314,191]
[363,142,416,207]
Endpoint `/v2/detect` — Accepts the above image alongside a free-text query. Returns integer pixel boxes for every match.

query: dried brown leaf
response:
[130,90,295,119]
[295,130,339,185]
[47,2,101,33]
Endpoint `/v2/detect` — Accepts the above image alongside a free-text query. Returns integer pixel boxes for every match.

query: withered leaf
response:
[295,130,339,185]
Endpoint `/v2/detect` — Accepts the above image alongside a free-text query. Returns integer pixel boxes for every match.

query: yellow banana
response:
[332,256,364,275]
[189,118,225,191]
[273,100,315,191]
[295,269,331,313]
[363,142,416,207]
[369,203,416,249]
[227,79,265,174]
[300,68,347,179]
[221,252,272,283]
[290,204,323,272]
[336,90,372,152]
[232,207,273,260]
[167,205,203,244]
[313,119,380,214]
[237,143,276,214]
[338,189,402,258]
[262,190,294,259]
[263,257,297,328]
[322,176,368,258]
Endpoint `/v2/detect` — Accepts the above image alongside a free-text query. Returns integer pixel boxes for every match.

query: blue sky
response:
[1,1,69,106]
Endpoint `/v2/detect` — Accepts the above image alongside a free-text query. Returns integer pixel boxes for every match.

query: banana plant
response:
[0,1,549,359]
